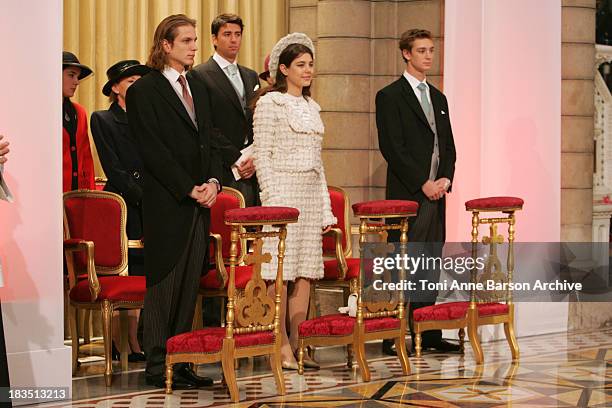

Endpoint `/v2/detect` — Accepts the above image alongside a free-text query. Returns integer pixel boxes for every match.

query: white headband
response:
[268,32,315,80]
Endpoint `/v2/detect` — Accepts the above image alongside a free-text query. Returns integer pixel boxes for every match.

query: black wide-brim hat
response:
[102,60,151,96]
[62,51,93,80]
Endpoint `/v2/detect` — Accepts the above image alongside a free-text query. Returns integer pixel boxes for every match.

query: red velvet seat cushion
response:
[413,301,509,322]
[69,276,146,303]
[200,265,253,290]
[225,206,299,223]
[465,197,524,211]
[352,200,419,217]
[167,327,275,354]
[323,257,360,280]
[298,313,400,338]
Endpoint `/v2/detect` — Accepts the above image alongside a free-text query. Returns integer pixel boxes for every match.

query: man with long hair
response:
[126,14,222,389]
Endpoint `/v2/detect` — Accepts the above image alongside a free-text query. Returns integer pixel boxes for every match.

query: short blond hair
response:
[399,29,432,62]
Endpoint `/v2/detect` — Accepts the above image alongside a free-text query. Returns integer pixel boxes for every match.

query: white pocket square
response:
[441,110,446,115]
[254,84,260,91]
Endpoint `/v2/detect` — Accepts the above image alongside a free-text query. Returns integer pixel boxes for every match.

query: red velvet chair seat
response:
[413,301,509,322]
[465,197,524,211]
[69,276,146,303]
[200,265,253,290]
[352,200,418,217]
[166,327,275,354]
[225,206,299,223]
[298,313,400,338]
[323,257,360,280]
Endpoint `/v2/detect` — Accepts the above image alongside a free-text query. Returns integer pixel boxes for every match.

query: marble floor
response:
[30,327,612,407]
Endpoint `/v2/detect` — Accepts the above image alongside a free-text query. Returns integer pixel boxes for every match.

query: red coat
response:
[62,102,95,192]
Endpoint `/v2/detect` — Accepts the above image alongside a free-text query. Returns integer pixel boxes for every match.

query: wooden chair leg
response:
[69,305,79,375]
[297,339,305,375]
[504,321,520,360]
[82,309,92,344]
[119,310,129,371]
[395,337,411,375]
[458,327,466,353]
[165,363,174,394]
[270,351,286,395]
[101,300,114,386]
[414,331,423,358]
[221,342,239,402]
[467,321,483,364]
[354,338,370,382]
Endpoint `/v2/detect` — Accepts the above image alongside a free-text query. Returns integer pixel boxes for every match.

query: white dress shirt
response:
[213,52,245,94]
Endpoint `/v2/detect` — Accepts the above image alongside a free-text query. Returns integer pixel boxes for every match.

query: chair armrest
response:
[63,239,100,302]
[324,227,348,280]
[128,239,144,249]
[209,233,228,289]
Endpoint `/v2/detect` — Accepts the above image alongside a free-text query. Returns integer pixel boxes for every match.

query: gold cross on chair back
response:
[235,239,275,328]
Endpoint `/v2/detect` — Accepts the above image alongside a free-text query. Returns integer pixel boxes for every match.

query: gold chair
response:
[413,196,523,364]
[63,189,145,386]
[165,206,299,401]
[297,199,417,381]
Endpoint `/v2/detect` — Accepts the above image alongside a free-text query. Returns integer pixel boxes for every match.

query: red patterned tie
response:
[177,75,194,114]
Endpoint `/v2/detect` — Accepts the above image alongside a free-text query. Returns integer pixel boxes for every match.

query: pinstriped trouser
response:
[143,208,209,377]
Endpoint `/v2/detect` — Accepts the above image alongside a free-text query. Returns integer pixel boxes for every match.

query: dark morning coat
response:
[90,102,144,241]
[376,76,456,233]
[126,70,223,287]
[190,57,259,181]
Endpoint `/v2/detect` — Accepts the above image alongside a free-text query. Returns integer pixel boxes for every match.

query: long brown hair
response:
[147,14,197,71]
[251,43,313,109]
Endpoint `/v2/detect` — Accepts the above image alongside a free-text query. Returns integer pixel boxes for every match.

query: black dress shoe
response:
[128,352,146,362]
[432,340,461,353]
[382,339,397,356]
[145,374,196,390]
[175,366,214,387]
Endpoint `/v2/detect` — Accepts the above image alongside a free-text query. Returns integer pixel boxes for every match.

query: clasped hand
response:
[237,157,255,179]
[422,178,450,201]
[190,183,217,208]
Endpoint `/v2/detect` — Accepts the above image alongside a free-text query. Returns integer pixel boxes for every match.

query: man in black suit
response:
[190,13,259,207]
[126,14,222,389]
[376,29,458,356]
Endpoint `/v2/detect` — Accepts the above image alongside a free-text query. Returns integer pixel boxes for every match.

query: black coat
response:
[190,57,259,177]
[126,70,223,286]
[91,102,144,241]
[376,76,456,223]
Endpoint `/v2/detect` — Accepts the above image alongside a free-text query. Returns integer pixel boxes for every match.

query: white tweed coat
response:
[253,91,336,281]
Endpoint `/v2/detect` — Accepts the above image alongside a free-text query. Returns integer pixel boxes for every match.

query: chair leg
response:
[270,351,286,395]
[165,363,173,394]
[458,327,465,354]
[346,344,353,368]
[297,339,305,375]
[504,321,520,361]
[221,341,239,402]
[354,339,370,382]
[82,310,92,344]
[467,322,483,364]
[395,337,411,375]
[119,310,129,371]
[69,305,79,375]
[414,331,422,358]
[101,300,114,386]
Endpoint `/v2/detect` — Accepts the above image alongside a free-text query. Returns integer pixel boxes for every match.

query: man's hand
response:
[434,178,451,192]
[422,180,445,201]
[237,157,255,179]
[0,135,9,164]
[192,182,218,208]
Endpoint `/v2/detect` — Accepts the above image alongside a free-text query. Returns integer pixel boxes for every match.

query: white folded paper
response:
[0,164,13,202]
[231,144,254,181]
[338,294,357,317]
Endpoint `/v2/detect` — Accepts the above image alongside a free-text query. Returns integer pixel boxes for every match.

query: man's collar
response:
[162,65,185,82]
[403,70,427,91]
[213,52,237,70]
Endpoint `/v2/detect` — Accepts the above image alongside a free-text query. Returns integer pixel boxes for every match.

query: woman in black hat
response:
[62,51,95,193]
[91,60,150,362]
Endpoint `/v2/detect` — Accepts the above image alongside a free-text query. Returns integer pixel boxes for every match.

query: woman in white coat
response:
[253,33,336,370]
